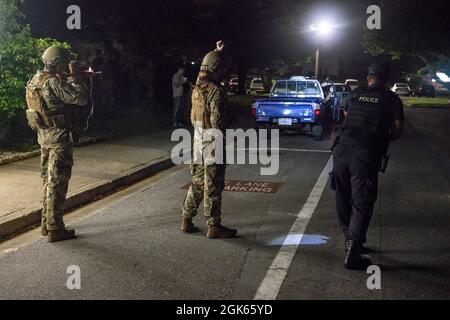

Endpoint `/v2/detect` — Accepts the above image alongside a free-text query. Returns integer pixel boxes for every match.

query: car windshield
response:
[347,81,358,85]
[253,79,263,84]
[396,84,408,87]
[335,85,348,93]
[273,81,322,96]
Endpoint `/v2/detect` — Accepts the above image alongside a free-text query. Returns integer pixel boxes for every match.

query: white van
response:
[345,79,359,91]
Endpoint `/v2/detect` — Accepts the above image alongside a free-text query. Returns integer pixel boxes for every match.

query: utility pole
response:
[315,49,320,80]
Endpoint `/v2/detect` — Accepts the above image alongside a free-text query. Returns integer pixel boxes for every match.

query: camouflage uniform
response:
[29,71,89,231]
[182,80,228,226]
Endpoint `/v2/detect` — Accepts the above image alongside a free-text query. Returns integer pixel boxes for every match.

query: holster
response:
[43,107,73,129]
[50,114,67,129]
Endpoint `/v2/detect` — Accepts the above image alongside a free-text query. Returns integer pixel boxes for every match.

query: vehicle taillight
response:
[314,109,321,116]
[251,104,257,116]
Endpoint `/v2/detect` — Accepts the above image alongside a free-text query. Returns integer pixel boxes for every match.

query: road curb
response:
[0,155,175,240]
[0,136,107,167]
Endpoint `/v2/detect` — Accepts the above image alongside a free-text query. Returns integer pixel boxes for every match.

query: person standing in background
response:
[172,65,187,128]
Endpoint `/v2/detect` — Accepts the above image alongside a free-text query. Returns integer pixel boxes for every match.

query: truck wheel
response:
[312,125,324,141]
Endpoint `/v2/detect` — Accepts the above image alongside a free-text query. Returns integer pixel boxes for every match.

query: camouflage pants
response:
[40,144,73,231]
[182,163,226,226]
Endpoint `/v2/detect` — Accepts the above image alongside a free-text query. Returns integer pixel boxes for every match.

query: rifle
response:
[380,152,390,174]
[66,65,102,133]
[330,125,343,150]
[379,143,390,174]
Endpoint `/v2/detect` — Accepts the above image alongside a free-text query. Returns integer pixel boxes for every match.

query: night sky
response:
[20,0,373,55]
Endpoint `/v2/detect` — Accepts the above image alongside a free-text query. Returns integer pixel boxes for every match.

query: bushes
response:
[0,0,71,145]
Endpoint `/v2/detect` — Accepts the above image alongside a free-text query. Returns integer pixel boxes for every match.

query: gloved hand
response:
[69,60,82,77]
[216,40,225,52]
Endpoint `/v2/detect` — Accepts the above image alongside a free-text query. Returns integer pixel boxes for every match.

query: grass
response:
[228,94,269,109]
[402,97,449,107]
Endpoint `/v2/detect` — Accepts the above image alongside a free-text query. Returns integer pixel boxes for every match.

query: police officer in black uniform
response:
[332,62,404,270]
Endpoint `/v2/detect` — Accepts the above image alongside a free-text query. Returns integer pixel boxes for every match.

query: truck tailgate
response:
[257,101,315,118]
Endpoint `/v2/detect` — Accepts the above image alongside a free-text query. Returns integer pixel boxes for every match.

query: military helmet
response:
[368,62,391,81]
[200,50,222,73]
[42,46,71,68]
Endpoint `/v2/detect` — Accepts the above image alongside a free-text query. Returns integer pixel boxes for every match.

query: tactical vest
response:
[191,82,215,129]
[25,72,71,130]
[343,87,391,137]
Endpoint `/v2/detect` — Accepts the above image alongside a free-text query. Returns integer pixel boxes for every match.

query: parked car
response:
[391,83,411,96]
[253,76,336,140]
[334,83,352,107]
[345,79,359,91]
[321,81,347,124]
[228,77,239,93]
[412,84,436,97]
[434,82,450,96]
[249,77,265,94]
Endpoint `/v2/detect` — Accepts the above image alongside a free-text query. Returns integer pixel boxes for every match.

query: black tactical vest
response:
[343,86,393,144]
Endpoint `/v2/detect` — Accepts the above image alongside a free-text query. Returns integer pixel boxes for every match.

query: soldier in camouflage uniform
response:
[181,41,237,239]
[26,46,89,242]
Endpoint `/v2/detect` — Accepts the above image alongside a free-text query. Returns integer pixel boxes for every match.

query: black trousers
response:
[331,143,379,243]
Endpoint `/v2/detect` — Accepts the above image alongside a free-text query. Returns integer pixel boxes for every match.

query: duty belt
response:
[339,136,378,148]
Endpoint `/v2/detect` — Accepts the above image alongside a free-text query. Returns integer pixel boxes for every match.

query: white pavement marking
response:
[232,148,331,153]
[254,156,334,300]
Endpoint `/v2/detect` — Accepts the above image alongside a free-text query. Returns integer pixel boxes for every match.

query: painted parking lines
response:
[254,156,333,300]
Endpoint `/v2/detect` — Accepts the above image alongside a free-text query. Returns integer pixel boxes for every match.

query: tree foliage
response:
[362,0,450,70]
[0,0,71,123]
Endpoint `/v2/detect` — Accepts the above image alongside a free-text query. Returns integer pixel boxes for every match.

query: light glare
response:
[436,72,450,83]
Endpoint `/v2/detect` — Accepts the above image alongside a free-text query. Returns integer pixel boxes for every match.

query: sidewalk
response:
[0,129,178,239]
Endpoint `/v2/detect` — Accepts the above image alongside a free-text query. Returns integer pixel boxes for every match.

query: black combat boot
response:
[345,239,374,254]
[207,224,237,239]
[344,239,372,270]
[181,218,200,233]
[48,228,76,243]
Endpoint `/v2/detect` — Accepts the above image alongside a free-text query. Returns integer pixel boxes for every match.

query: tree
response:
[362,0,450,75]
[0,0,71,124]
[189,0,311,94]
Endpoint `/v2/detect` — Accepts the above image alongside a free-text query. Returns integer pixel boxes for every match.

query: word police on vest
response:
[171,128,280,176]
[359,96,380,103]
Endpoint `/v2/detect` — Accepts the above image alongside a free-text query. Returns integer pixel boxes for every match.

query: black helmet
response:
[368,62,391,81]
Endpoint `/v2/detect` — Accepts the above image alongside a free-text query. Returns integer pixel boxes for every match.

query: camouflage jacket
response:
[191,80,228,131]
[31,71,89,147]
[191,80,228,165]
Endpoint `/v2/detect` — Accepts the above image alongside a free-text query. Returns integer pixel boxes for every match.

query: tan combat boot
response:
[41,225,48,236]
[181,218,199,233]
[207,224,237,239]
[48,228,76,243]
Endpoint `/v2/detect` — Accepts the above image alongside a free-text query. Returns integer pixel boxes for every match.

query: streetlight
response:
[309,20,334,79]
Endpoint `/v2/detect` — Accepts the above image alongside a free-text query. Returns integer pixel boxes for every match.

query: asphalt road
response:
[0,106,449,300]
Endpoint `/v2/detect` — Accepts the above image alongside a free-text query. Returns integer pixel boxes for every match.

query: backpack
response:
[25,72,55,130]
